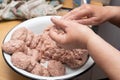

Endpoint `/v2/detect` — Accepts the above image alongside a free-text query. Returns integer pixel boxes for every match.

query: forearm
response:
[106,6,120,27]
[87,34,120,80]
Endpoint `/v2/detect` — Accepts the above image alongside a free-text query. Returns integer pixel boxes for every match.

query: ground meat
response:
[11,52,31,70]
[43,48,65,60]
[2,40,25,54]
[30,34,41,49]
[24,47,39,61]
[31,63,50,77]
[60,49,88,68]
[37,28,88,68]
[11,27,27,41]
[48,60,65,76]
[26,59,37,72]
[25,29,34,46]
[24,46,31,55]
[30,49,39,61]
[2,26,89,77]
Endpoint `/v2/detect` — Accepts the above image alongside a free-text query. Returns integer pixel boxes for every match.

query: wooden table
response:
[0,20,30,80]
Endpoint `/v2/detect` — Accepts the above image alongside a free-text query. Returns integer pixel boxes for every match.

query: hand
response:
[49,17,95,49]
[62,4,112,26]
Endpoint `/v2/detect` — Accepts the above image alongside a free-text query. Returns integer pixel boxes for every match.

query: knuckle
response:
[84,4,93,12]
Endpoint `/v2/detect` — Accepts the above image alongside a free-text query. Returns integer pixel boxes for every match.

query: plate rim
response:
[2,16,95,80]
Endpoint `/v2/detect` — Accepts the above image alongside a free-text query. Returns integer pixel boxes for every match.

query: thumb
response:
[51,17,67,29]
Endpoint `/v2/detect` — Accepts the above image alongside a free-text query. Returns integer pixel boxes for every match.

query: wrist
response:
[79,28,96,49]
[104,6,120,21]
[86,32,98,49]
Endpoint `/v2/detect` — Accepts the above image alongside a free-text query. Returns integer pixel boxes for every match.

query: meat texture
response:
[11,27,28,41]
[30,34,41,49]
[37,27,88,68]
[25,29,34,46]
[2,40,25,54]
[11,52,31,69]
[2,26,89,77]
[31,63,50,77]
[48,60,65,76]
[24,47,39,61]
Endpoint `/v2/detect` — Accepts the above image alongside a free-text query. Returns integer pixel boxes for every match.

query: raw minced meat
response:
[25,29,34,46]
[48,60,65,76]
[2,26,89,77]
[11,27,28,41]
[31,63,50,77]
[2,40,25,54]
[37,27,88,68]
[11,52,31,69]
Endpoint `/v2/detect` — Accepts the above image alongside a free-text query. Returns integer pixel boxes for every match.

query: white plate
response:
[2,16,94,80]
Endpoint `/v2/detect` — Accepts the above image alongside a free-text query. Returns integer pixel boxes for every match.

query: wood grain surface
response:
[0,20,30,80]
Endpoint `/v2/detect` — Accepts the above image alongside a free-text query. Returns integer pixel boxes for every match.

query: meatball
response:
[2,40,25,54]
[11,52,31,70]
[11,27,27,41]
[60,49,88,68]
[48,60,65,76]
[31,63,50,77]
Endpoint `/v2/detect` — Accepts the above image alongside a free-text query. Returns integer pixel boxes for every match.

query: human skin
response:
[49,17,120,80]
[62,4,120,27]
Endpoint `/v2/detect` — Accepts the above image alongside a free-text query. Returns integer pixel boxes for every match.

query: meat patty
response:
[11,52,31,69]
[2,40,25,54]
[48,60,65,76]
[31,63,50,76]
[11,27,27,41]
[60,49,88,68]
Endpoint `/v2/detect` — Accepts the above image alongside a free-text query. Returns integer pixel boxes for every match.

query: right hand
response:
[62,4,113,26]
[49,17,96,49]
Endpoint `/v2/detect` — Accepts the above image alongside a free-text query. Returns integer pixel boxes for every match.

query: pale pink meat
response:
[48,60,65,76]
[37,27,88,68]
[25,29,34,46]
[24,47,39,61]
[2,26,89,77]
[26,59,37,72]
[2,40,25,54]
[11,52,31,69]
[30,34,41,49]
[60,49,88,68]
[11,27,27,41]
[31,63,50,76]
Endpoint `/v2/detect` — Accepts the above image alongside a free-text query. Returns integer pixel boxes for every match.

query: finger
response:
[66,8,92,20]
[49,28,67,44]
[51,17,67,29]
[62,7,82,19]
[62,4,90,20]
[76,17,98,25]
